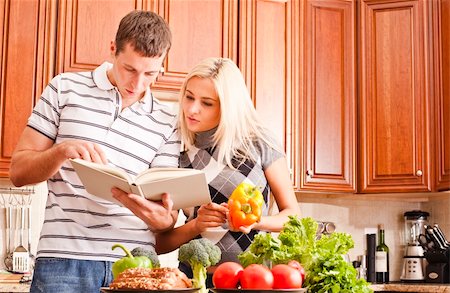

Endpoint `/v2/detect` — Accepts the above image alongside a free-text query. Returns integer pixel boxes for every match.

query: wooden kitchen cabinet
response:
[0,0,57,177]
[55,0,139,73]
[359,0,430,192]
[56,0,239,95]
[299,0,357,192]
[56,0,290,144]
[434,0,450,191]
[0,0,291,179]
[239,0,292,169]
[296,0,450,193]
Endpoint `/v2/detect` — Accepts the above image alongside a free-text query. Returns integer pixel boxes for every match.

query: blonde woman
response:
[113,57,300,286]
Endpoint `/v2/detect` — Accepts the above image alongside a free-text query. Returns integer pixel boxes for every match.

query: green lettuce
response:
[238,216,373,293]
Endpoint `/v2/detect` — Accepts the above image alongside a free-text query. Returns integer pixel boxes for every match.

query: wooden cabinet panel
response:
[56,0,238,98]
[0,0,52,177]
[240,0,288,148]
[56,0,140,73]
[0,1,4,61]
[300,0,356,192]
[154,0,238,93]
[435,0,450,190]
[360,0,430,192]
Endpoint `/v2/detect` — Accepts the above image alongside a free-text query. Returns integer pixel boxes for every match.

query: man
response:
[10,10,180,292]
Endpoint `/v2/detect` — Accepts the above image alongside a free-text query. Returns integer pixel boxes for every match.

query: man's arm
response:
[10,127,107,187]
[151,128,181,168]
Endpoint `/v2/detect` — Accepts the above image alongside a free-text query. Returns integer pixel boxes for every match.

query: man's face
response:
[109,42,165,102]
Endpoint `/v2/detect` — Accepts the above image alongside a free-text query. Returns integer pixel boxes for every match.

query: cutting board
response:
[0,273,24,283]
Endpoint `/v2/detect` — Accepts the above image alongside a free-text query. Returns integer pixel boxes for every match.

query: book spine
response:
[130,184,145,197]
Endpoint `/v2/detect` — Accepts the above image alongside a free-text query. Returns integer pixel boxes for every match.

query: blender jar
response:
[404,210,429,246]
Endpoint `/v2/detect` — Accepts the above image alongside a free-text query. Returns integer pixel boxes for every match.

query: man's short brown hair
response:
[115,10,172,57]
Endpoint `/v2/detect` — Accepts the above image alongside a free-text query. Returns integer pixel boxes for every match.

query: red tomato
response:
[271,264,303,289]
[240,264,274,289]
[212,262,244,289]
[288,260,306,282]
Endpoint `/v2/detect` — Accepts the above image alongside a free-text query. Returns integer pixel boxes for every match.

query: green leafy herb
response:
[238,216,373,293]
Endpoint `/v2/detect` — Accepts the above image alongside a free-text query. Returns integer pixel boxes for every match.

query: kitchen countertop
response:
[371,283,450,292]
[0,272,31,293]
[0,283,30,292]
[2,281,450,293]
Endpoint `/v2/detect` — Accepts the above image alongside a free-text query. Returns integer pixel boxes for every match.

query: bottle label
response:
[375,251,388,272]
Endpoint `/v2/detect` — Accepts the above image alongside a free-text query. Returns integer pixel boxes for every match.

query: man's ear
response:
[110,40,116,56]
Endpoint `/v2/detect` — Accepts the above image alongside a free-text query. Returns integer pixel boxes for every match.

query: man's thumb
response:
[160,193,174,211]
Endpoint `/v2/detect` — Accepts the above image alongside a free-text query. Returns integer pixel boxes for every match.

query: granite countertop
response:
[371,283,450,292]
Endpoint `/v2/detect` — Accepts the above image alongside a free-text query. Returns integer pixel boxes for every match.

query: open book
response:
[70,159,211,210]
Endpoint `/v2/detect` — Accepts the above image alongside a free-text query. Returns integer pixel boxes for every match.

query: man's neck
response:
[121,95,143,110]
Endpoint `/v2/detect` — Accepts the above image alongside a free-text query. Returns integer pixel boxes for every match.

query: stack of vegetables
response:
[109,202,372,292]
[238,216,373,293]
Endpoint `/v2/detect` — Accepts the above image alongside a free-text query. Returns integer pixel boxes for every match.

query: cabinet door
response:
[153,0,238,95]
[435,0,450,190]
[359,0,430,192]
[240,0,287,144]
[56,0,238,102]
[56,0,141,73]
[0,0,55,177]
[300,0,356,192]
[239,0,297,185]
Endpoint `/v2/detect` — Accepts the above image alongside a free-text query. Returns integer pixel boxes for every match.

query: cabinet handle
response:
[306,170,313,177]
[416,170,423,176]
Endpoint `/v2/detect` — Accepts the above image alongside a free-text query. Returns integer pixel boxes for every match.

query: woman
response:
[152,57,301,284]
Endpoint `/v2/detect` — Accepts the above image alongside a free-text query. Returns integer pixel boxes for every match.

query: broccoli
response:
[178,238,221,293]
[130,246,160,268]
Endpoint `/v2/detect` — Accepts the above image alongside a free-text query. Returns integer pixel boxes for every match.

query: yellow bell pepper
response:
[228,182,264,228]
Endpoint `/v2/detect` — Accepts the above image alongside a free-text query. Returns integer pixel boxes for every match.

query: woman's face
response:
[182,76,221,133]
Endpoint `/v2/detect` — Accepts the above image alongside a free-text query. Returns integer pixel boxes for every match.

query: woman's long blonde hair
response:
[178,57,281,168]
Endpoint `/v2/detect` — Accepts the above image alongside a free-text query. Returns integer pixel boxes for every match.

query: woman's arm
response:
[253,156,301,232]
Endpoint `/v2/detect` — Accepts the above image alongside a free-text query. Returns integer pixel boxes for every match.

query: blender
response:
[400,210,429,281]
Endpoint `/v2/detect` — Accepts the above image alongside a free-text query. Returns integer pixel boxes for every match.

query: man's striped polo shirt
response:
[27,62,181,262]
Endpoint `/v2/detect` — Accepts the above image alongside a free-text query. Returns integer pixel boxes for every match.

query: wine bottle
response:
[375,224,389,283]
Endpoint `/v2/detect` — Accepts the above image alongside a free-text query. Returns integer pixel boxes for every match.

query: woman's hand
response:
[226,209,258,234]
[111,188,176,233]
[193,202,228,233]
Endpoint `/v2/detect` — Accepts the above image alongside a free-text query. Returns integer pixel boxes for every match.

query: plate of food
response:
[210,289,307,293]
[104,267,199,293]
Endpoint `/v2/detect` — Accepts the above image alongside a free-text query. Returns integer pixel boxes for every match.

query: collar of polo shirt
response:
[93,62,153,113]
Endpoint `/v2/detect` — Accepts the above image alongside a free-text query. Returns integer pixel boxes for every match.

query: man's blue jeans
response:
[30,257,114,293]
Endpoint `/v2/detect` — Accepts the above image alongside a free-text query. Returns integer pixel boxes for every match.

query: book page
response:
[70,159,135,205]
[135,168,204,183]
[137,171,211,210]
[70,159,132,182]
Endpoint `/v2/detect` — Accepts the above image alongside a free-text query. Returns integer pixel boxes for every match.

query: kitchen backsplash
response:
[1,178,449,282]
